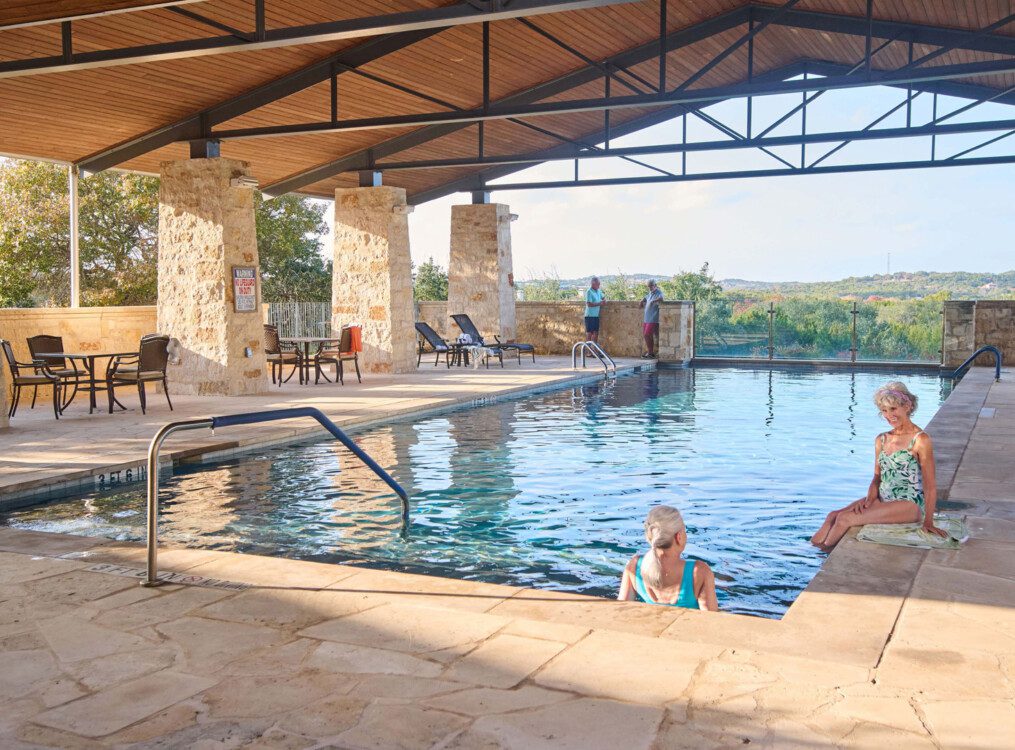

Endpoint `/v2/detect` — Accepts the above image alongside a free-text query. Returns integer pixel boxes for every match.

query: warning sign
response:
[232,266,257,312]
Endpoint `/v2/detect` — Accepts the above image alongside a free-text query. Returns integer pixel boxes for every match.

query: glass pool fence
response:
[693,298,943,364]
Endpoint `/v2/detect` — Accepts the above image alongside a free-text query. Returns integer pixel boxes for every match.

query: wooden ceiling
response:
[0,1,1011,202]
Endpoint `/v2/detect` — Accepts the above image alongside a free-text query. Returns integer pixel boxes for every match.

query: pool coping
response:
[0,361,651,510]
[0,364,995,674]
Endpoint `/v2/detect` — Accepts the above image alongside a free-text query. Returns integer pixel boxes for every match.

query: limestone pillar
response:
[658,302,694,364]
[157,158,267,396]
[447,204,516,342]
[331,187,416,373]
[942,301,975,368]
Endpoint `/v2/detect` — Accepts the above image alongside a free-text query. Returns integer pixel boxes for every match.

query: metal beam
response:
[0,1,203,30]
[213,57,1015,140]
[478,154,1015,192]
[260,5,753,196]
[76,27,444,173]
[0,0,641,79]
[753,3,1015,57]
[364,117,1015,172]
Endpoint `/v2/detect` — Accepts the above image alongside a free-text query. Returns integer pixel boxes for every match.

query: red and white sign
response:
[232,266,257,312]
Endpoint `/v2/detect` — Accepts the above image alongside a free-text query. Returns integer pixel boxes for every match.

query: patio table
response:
[34,351,135,414]
[279,336,341,384]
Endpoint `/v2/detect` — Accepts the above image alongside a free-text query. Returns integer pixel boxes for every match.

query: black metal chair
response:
[314,326,361,384]
[264,324,301,386]
[450,313,534,365]
[415,322,456,368]
[2,339,63,419]
[27,334,82,411]
[106,335,173,415]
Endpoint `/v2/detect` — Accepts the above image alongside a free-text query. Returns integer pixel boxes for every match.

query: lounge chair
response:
[264,324,301,386]
[26,334,82,411]
[106,335,173,415]
[450,314,535,364]
[314,326,361,384]
[2,339,63,419]
[414,322,456,368]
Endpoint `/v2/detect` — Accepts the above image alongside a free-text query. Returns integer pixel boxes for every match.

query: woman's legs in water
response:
[810,499,864,546]
[817,500,920,549]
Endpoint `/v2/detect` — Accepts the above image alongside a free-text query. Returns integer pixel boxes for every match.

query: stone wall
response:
[0,306,157,362]
[415,300,693,361]
[332,186,416,374]
[157,158,267,396]
[447,204,516,341]
[943,300,1015,368]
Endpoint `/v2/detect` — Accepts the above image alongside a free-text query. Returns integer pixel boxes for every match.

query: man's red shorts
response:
[643,322,659,336]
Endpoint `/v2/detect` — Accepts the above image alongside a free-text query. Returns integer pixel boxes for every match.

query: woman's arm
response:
[916,434,947,536]
[862,436,882,508]
[618,557,638,601]
[694,561,719,612]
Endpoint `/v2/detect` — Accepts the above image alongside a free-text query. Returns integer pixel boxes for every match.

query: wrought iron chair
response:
[264,324,301,386]
[27,334,82,411]
[106,335,173,415]
[314,325,361,384]
[1,339,63,419]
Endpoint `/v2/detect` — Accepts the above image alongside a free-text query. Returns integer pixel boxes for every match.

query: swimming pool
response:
[1,367,950,618]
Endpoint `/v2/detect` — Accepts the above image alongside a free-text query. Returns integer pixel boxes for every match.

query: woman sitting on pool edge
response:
[619,505,719,611]
[810,381,948,550]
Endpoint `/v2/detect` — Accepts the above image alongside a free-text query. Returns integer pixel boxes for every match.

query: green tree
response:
[601,272,637,301]
[413,256,448,300]
[255,193,331,302]
[520,270,578,301]
[659,262,724,302]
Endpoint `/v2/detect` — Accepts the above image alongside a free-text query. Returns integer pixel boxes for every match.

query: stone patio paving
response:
[1,367,1013,748]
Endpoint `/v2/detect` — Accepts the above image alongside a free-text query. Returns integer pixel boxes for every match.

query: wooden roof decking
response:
[0,1,1011,202]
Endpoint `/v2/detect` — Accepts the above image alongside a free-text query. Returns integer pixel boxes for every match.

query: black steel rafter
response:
[0,0,641,78]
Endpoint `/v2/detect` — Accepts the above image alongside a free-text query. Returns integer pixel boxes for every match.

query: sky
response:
[323,82,1015,283]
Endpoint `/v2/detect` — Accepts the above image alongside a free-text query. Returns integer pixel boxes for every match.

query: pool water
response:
[1,368,950,618]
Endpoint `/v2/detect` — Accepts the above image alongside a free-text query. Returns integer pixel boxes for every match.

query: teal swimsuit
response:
[878,431,925,515]
[633,556,699,609]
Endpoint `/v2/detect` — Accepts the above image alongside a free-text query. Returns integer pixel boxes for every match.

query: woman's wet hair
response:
[874,381,919,415]
[641,506,686,590]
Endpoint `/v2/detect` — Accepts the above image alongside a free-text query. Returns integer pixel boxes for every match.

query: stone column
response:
[331,187,416,373]
[447,204,516,342]
[658,302,695,364]
[157,158,267,396]
[942,301,976,368]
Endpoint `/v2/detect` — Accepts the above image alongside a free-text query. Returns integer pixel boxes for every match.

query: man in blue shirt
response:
[584,276,605,343]
[640,279,663,358]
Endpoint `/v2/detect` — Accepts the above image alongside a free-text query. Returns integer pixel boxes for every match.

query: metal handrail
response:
[142,407,409,587]
[949,345,1002,382]
[571,341,617,374]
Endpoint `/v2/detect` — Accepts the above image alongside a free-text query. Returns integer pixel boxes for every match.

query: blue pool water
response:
[1,367,950,618]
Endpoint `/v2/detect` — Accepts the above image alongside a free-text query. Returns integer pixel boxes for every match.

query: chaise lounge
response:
[450,314,536,364]
[415,322,457,368]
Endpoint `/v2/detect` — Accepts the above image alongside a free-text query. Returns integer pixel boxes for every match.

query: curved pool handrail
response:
[950,345,1002,382]
[142,407,409,587]
[571,341,616,375]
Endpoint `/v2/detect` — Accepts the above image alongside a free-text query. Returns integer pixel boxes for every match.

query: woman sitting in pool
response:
[810,381,947,550]
[619,505,719,611]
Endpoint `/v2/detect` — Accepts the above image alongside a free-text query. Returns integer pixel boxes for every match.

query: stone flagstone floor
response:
[0,368,1013,748]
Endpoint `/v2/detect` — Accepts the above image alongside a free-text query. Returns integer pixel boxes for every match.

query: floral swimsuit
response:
[878,431,925,515]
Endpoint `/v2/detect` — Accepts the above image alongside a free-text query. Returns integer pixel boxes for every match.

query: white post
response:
[69,165,80,308]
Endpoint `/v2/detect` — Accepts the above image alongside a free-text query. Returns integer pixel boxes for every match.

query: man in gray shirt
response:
[639,280,663,358]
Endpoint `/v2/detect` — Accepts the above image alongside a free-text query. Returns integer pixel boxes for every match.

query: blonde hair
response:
[874,381,918,415]
[640,506,686,589]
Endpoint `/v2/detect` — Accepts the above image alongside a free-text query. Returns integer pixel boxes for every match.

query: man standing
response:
[639,279,663,358]
[584,276,605,343]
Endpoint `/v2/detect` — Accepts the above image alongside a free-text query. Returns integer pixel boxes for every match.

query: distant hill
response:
[518,271,1015,299]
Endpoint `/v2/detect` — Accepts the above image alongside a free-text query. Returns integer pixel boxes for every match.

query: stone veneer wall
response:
[157,158,267,396]
[447,204,516,342]
[943,300,1015,368]
[416,300,693,361]
[332,186,416,373]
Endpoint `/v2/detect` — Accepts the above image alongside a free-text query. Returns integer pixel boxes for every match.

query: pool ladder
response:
[949,345,1002,382]
[572,341,617,376]
[141,407,409,587]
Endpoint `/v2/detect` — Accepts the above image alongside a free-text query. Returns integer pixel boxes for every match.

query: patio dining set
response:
[2,333,173,420]
[264,323,362,387]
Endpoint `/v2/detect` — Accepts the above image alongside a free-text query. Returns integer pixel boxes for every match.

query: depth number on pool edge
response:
[94,465,147,489]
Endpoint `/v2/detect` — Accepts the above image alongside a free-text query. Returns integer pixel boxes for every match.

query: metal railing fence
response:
[265,301,331,338]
